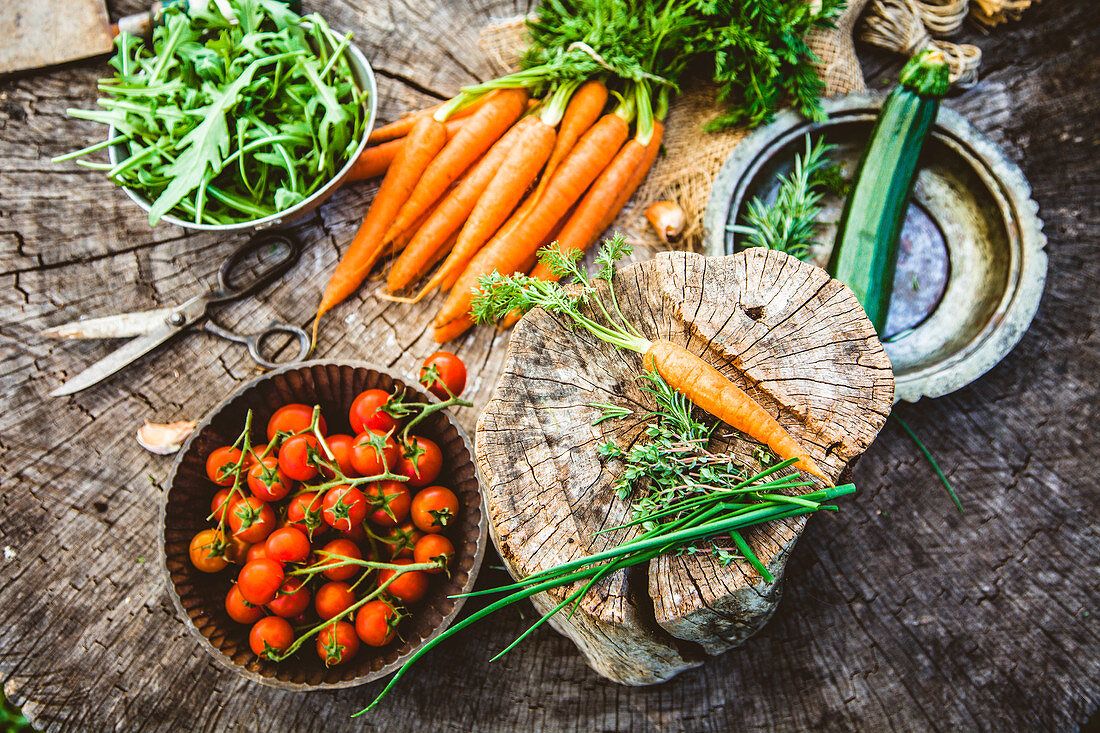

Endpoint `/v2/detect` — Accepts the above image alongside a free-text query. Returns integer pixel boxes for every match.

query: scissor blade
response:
[40,308,176,340]
[49,325,180,397]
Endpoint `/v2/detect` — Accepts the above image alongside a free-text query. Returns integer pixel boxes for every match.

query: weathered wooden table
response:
[1,1,1097,730]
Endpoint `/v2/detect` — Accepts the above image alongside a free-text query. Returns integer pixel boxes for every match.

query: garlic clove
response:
[137,420,197,455]
[645,200,686,244]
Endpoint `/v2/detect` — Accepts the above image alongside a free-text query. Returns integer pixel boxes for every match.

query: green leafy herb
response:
[58,0,367,225]
[728,134,840,260]
[698,0,847,129]
[457,0,844,138]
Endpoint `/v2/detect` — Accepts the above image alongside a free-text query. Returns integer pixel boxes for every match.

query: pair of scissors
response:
[42,231,312,397]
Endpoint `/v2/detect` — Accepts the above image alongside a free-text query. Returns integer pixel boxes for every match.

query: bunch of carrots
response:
[313,77,666,345]
[310,0,843,346]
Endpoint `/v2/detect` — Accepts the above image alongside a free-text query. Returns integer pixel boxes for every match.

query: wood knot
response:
[744,305,765,321]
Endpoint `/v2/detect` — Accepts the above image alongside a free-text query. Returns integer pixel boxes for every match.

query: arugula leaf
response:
[60,0,368,226]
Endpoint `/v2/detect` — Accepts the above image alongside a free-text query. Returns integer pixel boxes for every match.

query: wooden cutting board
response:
[0,0,115,76]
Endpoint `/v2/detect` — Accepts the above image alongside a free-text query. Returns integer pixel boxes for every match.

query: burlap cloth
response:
[478,0,870,252]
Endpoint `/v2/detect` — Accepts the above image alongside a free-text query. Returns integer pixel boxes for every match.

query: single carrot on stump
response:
[382,88,529,245]
[312,115,448,344]
[435,99,634,328]
[643,340,826,479]
[470,233,827,479]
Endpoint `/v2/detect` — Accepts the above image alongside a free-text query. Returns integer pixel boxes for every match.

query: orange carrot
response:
[313,116,448,341]
[435,109,631,327]
[366,95,489,144]
[433,314,475,344]
[432,117,556,293]
[527,119,664,285]
[407,228,461,287]
[531,79,607,206]
[382,88,529,244]
[347,117,469,183]
[435,254,537,343]
[346,138,402,182]
[384,116,534,295]
[497,202,578,329]
[439,191,538,293]
[643,340,826,479]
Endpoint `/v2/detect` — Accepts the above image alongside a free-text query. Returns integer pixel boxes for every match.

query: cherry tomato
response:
[382,521,422,559]
[321,434,359,479]
[266,577,311,618]
[249,616,293,660]
[349,389,398,434]
[247,457,293,502]
[413,534,455,573]
[246,542,270,564]
[225,584,264,624]
[315,581,356,621]
[237,558,285,605]
[279,434,322,482]
[287,492,327,540]
[355,599,401,647]
[322,485,368,532]
[317,620,359,666]
[378,560,428,604]
[189,528,229,573]
[264,526,311,564]
[340,520,369,543]
[365,481,411,527]
[228,496,276,544]
[266,403,326,442]
[318,539,362,582]
[420,351,467,400]
[243,443,271,468]
[349,430,399,477]
[397,436,442,488]
[223,533,251,565]
[205,446,242,487]
[211,488,232,523]
[410,486,459,533]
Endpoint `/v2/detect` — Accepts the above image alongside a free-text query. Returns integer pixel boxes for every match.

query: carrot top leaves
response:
[471,234,649,354]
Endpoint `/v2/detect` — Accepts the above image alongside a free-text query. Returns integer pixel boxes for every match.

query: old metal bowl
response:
[109,34,376,232]
[159,361,487,690]
[704,95,1047,403]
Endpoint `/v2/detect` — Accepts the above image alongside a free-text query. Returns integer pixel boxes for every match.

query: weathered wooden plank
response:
[0,0,1097,730]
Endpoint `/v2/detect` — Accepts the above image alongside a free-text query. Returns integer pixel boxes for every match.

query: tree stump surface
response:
[0,0,1098,731]
[477,249,892,684]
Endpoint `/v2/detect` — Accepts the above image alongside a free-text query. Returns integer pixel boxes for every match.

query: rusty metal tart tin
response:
[704,95,1047,403]
[159,361,486,689]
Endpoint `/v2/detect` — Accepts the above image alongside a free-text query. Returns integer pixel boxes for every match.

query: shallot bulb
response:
[645,201,685,244]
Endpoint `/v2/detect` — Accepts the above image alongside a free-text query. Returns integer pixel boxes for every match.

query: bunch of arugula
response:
[58,0,367,225]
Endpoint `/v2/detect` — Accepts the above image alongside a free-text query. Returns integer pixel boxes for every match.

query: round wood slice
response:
[475,249,894,684]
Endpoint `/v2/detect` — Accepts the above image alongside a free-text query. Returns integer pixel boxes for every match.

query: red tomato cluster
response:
[187,358,467,668]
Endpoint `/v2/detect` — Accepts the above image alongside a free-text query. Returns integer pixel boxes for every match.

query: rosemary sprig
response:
[728,134,842,260]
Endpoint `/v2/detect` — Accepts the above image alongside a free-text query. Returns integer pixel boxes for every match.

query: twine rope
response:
[860,0,982,86]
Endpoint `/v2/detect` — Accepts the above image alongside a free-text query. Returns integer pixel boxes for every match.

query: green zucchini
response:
[828,49,950,334]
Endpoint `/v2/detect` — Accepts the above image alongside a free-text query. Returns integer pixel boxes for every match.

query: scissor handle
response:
[203,321,311,369]
[207,231,303,304]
